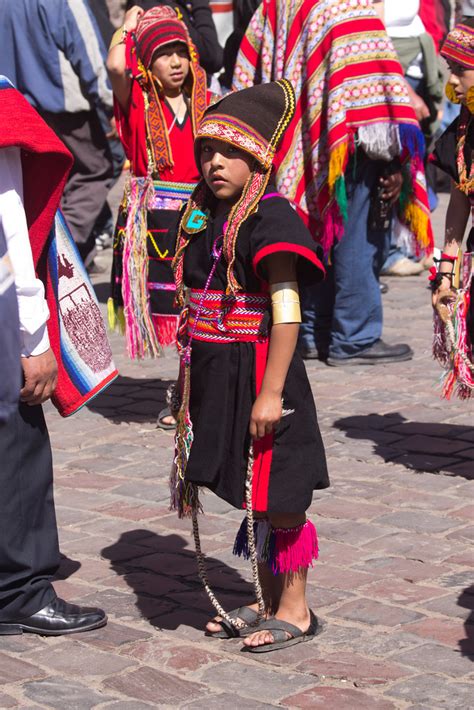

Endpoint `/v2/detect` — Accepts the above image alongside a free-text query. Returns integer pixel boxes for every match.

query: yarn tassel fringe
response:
[121,176,161,360]
[170,358,201,517]
[151,313,179,348]
[233,518,319,575]
[107,297,125,334]
[433,289,474,399]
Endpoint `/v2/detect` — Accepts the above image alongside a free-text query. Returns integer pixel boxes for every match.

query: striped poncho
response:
[233,0,433,255]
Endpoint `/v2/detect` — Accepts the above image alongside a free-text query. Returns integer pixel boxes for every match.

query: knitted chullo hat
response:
[174,79,296,296]
[135,6,189,69]
[441,22,474,69]
[126,6,207,174]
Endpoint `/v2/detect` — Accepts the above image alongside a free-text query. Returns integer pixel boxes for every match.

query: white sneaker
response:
[381,257,424,277]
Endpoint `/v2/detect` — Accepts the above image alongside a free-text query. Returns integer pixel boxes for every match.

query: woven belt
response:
[150,180,197,211]
[187,289,270,343]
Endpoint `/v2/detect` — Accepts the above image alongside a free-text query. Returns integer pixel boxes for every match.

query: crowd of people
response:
[1,0,473,652]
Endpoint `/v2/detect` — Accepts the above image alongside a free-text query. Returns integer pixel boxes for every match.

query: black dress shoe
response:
[0,597,107,636]
[327,339,413,366]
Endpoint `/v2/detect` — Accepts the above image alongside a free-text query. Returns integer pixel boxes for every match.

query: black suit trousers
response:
[0,402,59,620]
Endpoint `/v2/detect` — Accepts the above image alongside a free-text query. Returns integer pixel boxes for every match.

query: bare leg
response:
[243,512,311,648]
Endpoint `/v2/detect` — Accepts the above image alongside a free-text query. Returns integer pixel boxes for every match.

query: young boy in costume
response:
[106,5,210,363]
[171,81,330,652]
[432,18,474,397]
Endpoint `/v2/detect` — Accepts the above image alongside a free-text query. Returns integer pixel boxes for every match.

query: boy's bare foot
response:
[243,608,310,648]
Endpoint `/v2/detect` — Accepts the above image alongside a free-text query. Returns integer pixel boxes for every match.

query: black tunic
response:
[182,189,330,513]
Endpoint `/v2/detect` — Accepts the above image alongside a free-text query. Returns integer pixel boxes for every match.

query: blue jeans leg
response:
[301,157,390,358]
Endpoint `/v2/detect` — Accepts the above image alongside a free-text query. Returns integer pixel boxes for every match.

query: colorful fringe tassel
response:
[233,518,319,575]
[433,288,474,400]
[121,176,161,360]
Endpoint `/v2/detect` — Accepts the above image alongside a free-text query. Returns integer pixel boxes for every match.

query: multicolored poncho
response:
[233,0,433,255]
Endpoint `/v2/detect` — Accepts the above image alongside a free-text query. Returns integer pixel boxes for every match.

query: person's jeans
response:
[300,155,390,359]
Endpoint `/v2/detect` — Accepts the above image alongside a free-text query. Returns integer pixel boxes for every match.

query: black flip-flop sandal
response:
[206,606,267,639]
[156,407,176,430]
[243,609,322,653]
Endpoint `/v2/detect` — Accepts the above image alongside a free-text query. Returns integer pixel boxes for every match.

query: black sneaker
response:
[327,339,413,366]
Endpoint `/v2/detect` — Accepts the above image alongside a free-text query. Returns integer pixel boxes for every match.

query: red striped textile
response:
[233,0,433,256]
[187,289,270,343]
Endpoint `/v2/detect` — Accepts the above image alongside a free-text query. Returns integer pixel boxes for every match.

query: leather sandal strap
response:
[253,617,304,641]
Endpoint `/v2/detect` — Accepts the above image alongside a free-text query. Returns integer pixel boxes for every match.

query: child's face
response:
[200,138,254,205]
[447,60,474,104]
[151,42,190,93]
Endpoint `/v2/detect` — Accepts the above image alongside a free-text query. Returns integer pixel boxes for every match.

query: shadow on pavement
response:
[334,413,474,480]
[459,586,474,658]
[101,530,253,631]
[87,375,173,424]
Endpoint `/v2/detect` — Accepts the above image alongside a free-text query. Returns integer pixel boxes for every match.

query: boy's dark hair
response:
[461,16,474,28]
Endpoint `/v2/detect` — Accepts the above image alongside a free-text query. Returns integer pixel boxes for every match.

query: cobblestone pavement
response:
[1,193,473,709]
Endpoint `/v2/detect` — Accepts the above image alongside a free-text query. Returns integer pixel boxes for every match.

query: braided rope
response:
[191,445,266,630]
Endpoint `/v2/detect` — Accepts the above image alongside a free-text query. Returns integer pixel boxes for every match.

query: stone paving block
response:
[393,642,474,677]
[0,653,47,685]
[96,502,168,521]
[330,598,425,627]
[183,693,277,709]
[373,510,461,534]
[420,590,474,622]
[359,579,446,606]
[439,570,474,591]
[448,504,474,521]
[446,525,474,543]
[57,472,125,491]
[150,608,212,641]
[378,490,460,512]
[78,587,175,622]
[23,677,115,709]
[78,621,153,652]
[295,651,410,686]
[198,661,314,703]
[119,637,222,674]
[403,618,474,652]
[102,703,155,709]
[443,461,474,478]
[282,686,397,709]
[313,498,388,521]
[99,571,191,597]
[316,520,390,546]
[103,666,207,705]
[391,434,471,456]
[385,673,474,708]
[390,453,464,472]
[354,556,445,583]
[24,640,135,677]
[0,691,19,707]
[361,532,463,563]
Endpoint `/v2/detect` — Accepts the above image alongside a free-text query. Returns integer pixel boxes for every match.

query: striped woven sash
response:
[150,180,197,211]
[188,289,270,343]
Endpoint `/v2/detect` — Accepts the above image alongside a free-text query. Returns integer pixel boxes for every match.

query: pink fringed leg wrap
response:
[269,520,319,575]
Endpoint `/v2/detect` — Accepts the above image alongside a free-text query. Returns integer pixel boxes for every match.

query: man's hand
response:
[380,171,403,206]
[20,348,58,406]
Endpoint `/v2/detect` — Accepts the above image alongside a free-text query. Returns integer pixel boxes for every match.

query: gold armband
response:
[109,26,127,50]
[270,281,301,324]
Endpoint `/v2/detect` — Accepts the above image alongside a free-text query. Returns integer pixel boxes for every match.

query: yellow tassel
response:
[107,297,116,331]
[445,82,461,105]
[403,203,430,249]
[107,298,125,334]
[328,143,348,192]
